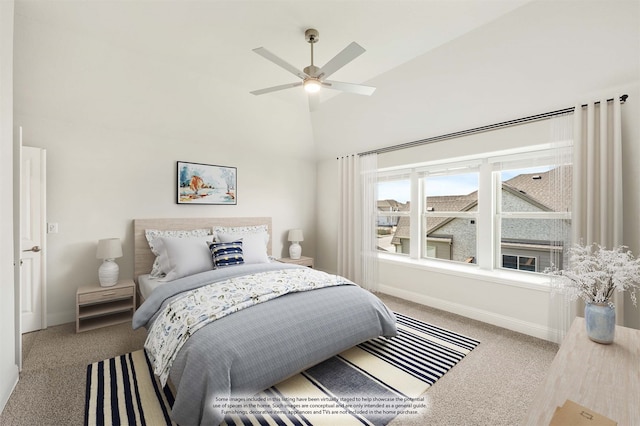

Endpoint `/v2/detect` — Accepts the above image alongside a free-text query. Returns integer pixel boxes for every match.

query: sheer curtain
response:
[360,153,379,291]
[572,95,624,323]
[337,153,378,291]
[547,113,574,342]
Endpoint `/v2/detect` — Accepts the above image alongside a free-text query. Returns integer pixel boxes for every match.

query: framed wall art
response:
[177,161,237,205]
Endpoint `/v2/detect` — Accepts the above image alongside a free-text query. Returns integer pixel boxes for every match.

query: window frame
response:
[492,146,572,272]
[376,143,572,276]
[376,174,411,255]
[501,254,538,272]
[420,165,480,264]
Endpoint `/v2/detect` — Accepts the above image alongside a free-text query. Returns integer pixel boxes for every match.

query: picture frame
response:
[177,161,237,205]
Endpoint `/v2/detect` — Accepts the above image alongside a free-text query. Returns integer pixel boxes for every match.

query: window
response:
[502,254,537,272]
[376,144,572,274]
[494,151,572,272]
[377,176,410,255]
[422,170,479,264]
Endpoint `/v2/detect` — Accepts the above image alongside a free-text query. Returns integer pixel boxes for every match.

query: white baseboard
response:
[379,284,562,343]
[47,310,75,328]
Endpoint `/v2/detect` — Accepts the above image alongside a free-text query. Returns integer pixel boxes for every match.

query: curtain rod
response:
[358,94,628,156]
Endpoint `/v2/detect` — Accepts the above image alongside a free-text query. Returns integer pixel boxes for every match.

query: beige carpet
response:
[85,313,480,425]
[0,293,558,425]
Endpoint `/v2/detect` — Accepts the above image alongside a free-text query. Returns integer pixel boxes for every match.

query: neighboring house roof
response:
[391,217,408,245]
[390,165,571,244]
[391,194,477,244]
[424,194,477,233]
[503,165,572,212]
[377,199,405,211]
[389,202,411,245]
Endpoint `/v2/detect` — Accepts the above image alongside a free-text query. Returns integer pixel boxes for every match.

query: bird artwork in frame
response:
[177,161,237,205]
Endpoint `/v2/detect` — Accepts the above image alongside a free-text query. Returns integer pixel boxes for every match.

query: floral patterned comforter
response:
[145,267,355,386]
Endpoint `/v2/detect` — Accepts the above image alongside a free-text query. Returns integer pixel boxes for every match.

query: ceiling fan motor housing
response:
[305,28,319,43]
[303,65,320,77]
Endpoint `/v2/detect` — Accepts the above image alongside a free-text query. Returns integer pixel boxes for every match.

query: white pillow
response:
[213,225,269,244]
[216,231,269,264]
[157,235,215,282]
[145,228,211,278]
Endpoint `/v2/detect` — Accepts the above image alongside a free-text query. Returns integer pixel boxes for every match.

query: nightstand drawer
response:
[78,286,134,304]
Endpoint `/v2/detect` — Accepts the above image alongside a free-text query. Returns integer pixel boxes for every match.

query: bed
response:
[131,217,397,426]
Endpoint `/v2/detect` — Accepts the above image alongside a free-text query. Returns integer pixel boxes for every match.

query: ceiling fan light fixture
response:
[304,78,321,93]
[251,28,375,98]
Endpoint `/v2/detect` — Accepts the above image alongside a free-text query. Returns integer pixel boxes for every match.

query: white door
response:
[20,146,46,334]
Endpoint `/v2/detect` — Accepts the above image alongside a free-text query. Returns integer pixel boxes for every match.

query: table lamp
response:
[96,238,123,287]
[288,229,304,260]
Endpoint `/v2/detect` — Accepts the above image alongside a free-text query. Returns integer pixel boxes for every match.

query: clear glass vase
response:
[584,302,615,344]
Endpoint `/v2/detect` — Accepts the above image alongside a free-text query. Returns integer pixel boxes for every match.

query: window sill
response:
[378,253,551,292]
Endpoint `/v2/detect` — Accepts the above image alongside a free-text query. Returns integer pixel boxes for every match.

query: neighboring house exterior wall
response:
[398,237,410,254]
[377,200,406,227]
[391,188,571,271]
[428,204,478,263]
[426,238,452,260]
[378,215,398,227]
[501,190,571,270]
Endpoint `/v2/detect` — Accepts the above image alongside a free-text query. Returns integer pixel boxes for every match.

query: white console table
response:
[523,317,640,425]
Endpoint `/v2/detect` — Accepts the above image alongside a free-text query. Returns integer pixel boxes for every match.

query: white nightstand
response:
[76,279,136,333]
[278,256,314,268]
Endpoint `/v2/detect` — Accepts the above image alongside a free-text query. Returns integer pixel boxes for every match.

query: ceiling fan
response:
[250,28,376,98]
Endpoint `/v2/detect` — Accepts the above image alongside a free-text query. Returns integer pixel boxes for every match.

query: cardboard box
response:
[549,400,617,426]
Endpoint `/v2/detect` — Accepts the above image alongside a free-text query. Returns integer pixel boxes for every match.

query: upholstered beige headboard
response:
[133,217,272,282]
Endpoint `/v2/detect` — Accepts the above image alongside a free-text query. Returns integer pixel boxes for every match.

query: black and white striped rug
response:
[85,313,479,426]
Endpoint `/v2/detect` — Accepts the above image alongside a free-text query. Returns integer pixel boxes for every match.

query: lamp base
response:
[289,242,302,260]
[99,259,119,287]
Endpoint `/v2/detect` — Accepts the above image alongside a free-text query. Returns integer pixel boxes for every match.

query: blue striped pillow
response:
[209,241,244,268]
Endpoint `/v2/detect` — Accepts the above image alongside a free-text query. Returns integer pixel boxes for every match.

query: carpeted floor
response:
[85,312,480,426]
[0,293,558,426]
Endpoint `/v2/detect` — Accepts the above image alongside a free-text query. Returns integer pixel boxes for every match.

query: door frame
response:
[20,145,47,335]
[13,126,21,370]
[13,129,48,371]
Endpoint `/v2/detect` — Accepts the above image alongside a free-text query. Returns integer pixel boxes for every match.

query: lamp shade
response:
[288,229,304,242]
[96,238,123,260]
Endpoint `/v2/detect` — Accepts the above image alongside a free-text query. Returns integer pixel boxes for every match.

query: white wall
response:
[314,0,640,337]
[13,8,318,326]
[0,0,19,413]
[313,0,640,160]
[9,0,640,337]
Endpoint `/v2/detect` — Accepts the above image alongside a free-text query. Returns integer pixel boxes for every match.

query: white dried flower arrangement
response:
[546,243,640,307]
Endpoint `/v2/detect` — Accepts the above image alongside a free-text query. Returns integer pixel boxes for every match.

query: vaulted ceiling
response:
[15,0,531,106]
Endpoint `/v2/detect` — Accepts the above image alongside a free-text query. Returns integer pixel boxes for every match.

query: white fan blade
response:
[252,47,308,80]
[322,80,376,96]
[317,42,366,80]
[250,81,302,96]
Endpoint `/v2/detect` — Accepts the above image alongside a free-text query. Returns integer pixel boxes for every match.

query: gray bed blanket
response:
[133,263,397,426]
